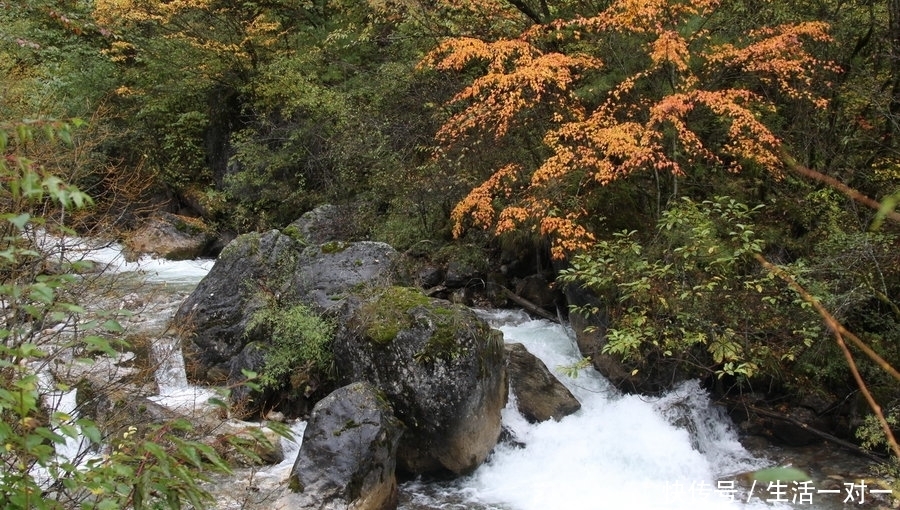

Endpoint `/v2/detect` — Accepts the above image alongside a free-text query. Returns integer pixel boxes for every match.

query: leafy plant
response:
[425,0,835,259]
[560,196,822,384]
[246,300,335,392]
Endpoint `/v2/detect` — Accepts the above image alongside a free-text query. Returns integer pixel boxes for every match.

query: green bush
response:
[560,196,823,384]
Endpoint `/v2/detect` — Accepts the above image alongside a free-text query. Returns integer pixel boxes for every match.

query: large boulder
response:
[333,287,507,475]
[173,229,398,384]
[505,343,581,422]
[124,212,215,261]
[279,382,403,510]
[173,229,303,381]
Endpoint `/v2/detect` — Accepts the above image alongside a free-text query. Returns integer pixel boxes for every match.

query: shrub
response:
[246,301,335,392]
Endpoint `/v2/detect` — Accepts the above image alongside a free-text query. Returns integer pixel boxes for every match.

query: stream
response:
[58,237,893,510]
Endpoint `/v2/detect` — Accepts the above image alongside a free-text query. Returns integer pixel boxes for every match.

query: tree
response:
[422,0,836,258]
[0,119,240,509]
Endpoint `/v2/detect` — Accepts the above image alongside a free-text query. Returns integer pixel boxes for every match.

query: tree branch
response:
[780,148,900,225]
[504,0,544,24]
[755,253,900,460]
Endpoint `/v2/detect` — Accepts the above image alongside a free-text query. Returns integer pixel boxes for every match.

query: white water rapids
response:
[50,236,802,509]
[399,310,778,510]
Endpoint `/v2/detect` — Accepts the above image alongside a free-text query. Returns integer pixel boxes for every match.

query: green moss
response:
[321,240,349,254]
[361,286,430,344]
[281,224,305,244]
[220,231,262,259]
[415,305,469,363]
[358,287,496,366]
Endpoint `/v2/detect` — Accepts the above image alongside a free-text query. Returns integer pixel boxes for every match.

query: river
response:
[69,238,891,510]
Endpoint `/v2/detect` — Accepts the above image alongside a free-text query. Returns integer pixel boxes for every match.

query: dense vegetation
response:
[2,0,900,502]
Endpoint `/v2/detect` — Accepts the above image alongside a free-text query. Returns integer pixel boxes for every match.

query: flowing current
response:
[399,310,775,510]
[68,237,790,509]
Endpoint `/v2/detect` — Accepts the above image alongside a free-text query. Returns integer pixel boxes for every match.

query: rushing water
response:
[399,311,778,510]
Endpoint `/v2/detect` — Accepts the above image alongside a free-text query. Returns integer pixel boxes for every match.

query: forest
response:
[2,0,900,506]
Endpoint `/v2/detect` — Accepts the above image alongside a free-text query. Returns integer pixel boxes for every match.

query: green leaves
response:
[246,299,335,390]
[561,196,820,383]
[0,118,229,510]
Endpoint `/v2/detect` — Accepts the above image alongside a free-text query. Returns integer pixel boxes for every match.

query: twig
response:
[725,398,886,463]
[780,148,900,225]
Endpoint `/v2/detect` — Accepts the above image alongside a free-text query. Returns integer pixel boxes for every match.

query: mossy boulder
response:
[333,287,508,475]
[174,228,398,407]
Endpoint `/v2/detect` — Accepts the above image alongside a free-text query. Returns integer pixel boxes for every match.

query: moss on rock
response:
[359,287,431,344]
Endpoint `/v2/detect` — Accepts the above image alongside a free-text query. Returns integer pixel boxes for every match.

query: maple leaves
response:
[422,38,598,141]
[424,0,835,258]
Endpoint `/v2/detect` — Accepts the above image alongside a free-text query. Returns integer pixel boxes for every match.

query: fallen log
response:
[498,285,559,323]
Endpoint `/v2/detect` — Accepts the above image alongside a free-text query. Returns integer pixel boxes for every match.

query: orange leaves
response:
[576,0,721,34]
[428,0,835,259]
[708,22,835,107]
[450,163,522,237]
[422,38,599,140]
[650,30,691,72]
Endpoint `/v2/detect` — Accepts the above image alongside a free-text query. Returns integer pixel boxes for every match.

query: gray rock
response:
[293,241,398,311]
[283,382,403,510]
[173,230,302,380]
[174,229,398,384]
[333,287,507,475]
[284,204,359,245]
[506,343,580,422]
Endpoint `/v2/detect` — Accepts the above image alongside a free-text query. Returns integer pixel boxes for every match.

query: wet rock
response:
[506,342,580,422]
[292,241,398,311]
[281,382,403,510]
[444,259,481,288]
[124,212,215,261]
[417,265,444,289]
[769,406,826,446]
[333,287,507,475]
[515,274,560,310]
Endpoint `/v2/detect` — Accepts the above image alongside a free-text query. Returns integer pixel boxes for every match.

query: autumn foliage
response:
[422,0,835,258]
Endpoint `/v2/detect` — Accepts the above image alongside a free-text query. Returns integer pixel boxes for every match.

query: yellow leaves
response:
[579,0,721,34]
[650,30,690,72]
[93,0,212,26]
[102,40,136,63]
